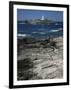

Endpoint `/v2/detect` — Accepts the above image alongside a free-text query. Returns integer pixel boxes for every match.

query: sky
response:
[17,9,63,22]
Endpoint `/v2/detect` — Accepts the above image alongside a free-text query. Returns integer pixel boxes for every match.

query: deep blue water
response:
[17,22,63,39]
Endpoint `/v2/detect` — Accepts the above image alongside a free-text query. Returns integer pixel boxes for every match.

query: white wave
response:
[51,30,59,32]
[39,32,46,34]
[32,31,46,34]
[17,34,30,37]
[50,29,62,33]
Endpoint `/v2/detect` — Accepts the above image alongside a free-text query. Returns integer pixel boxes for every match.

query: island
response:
[17,16,62,25]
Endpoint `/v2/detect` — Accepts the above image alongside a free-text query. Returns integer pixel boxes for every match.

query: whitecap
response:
[32,32,46,34]
[39,32,46,34]
[17,34,30,37]
[50,29,62,32]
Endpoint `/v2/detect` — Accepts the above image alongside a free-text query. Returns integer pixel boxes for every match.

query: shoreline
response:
[17,36,63,80]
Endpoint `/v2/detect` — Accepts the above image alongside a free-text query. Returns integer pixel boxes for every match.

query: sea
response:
[17,22,63,39]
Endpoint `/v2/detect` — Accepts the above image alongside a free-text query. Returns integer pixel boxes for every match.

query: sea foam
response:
[17,34,31,37]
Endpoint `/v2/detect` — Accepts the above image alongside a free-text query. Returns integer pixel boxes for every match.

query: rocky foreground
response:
[17,36,63,80]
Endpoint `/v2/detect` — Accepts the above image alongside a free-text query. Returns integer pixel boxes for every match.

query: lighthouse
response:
[41,16,44,20]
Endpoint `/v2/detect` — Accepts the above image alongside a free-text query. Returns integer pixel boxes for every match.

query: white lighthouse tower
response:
[41,16,44,20]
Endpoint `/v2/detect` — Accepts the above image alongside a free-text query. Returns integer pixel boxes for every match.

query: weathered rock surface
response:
[17,37,63,80]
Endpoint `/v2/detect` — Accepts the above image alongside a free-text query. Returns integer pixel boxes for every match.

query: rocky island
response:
[18,16,62,25]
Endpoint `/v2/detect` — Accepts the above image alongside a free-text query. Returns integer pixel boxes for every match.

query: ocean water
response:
[17,22,63,39]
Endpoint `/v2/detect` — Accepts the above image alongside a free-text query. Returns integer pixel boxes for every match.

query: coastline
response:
[17,36,63,80]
